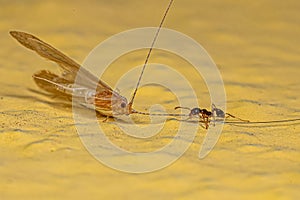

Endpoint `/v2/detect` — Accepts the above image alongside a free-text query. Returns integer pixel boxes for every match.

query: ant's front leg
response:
[204,117,210,129]
[200,114,210,129]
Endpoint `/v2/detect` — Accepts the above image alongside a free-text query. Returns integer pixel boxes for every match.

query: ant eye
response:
[120,102,126,108]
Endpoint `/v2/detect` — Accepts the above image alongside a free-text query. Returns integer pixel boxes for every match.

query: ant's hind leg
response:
[174,106,191,111]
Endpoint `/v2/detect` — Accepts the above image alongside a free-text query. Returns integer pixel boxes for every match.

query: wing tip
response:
[9,30,19,39]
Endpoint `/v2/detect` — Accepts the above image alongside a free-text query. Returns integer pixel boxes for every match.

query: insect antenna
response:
[132,109,187,117]
[128,0,174,113]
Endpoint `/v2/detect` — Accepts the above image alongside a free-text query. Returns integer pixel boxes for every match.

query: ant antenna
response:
[225,113,250,122]
[211,103,249,122]
[128,0,174,113]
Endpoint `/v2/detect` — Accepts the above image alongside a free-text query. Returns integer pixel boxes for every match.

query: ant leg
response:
[102,116,109,122]
[204,117,209,129]
[211,112,216,127]
[174,106,194,121]
[174,106,191,111]
[200,114,210,129]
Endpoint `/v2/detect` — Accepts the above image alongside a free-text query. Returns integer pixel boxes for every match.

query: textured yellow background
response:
[1,0,300,199]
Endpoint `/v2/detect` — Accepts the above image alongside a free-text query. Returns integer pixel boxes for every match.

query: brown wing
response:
[9,30,113,93]
[10,30,129,116]
[32,70,114,111]
[33,70,73,96]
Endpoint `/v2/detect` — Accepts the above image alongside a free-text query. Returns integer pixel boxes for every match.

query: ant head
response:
[211,104,225,118]
[215,109,225,118]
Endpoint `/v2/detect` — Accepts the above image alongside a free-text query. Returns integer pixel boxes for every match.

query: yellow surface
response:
[1,0,300,199]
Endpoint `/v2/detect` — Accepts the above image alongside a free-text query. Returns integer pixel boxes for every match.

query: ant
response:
[175,104,249,129]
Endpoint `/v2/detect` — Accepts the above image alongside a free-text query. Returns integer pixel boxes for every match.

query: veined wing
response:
[9,31,113,93]
[33,70,116,115]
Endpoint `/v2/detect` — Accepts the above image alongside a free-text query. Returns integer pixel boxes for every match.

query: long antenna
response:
[128,0,174,112]
[132,109,187,117]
